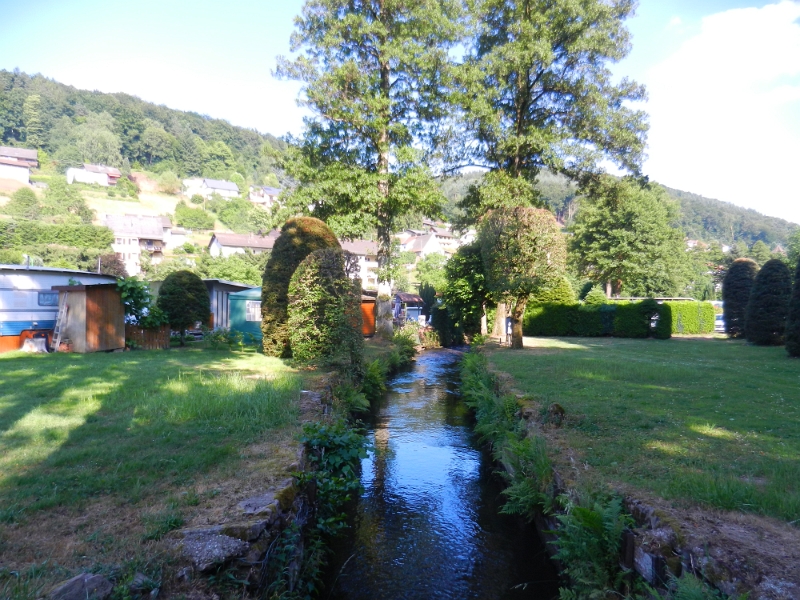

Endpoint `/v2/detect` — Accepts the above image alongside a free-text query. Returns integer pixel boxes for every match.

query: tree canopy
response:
[745,258,792,346]
[722,258,759,338]
[156,270,210,345]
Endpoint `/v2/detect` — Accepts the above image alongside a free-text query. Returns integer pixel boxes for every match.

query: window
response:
[38,292,59,306]
[245,301,261,322]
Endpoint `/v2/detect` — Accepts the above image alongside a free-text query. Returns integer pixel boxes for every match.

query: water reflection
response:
[329,350,559,600]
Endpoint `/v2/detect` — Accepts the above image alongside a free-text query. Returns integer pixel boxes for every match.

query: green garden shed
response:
[229,287,263,342]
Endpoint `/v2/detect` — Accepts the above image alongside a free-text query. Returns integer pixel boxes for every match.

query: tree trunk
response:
[605,281,612,298]
[492,302,506,339]
[480,302,488,336]
[374,39,393,338]
[179,328,185,347]
[510,297,526,349]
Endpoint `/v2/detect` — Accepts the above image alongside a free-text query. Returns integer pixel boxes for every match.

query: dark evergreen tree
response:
[261,217,340,357]
[722,258,758,338]
[156,270,210,346]
[745,259,792,345]
[786,257,800,357]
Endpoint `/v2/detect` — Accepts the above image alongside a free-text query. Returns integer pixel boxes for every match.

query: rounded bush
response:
[583,285,608,306]
[722,258,758,338]
[156,270,210,344]
[261,217,340,357]
[532,276,576,304]
[785,257,800,357]
[287,248,362,369]
[745,258,792,345]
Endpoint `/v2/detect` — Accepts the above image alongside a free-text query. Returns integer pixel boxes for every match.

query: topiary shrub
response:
[531,275,576,304]
[262,217,341,357]
[156,270,210,345]
[583,285,608,306]
[722,258,759,338]
[785,258,800,357]
[744,258,792,346]
[287,248,363,371]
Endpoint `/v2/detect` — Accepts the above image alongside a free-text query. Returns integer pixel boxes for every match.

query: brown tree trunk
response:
[374,27,393,337]
[492,302,506,339]
[480,302,488,336]
[510,297,526,349]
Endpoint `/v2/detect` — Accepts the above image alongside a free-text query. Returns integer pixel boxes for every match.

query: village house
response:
[399,232,444,259]
[341,239,379,290]
[0,146,38,184]
[66,164,122,186]
[104,214,171,276]
[207,231,280,257]
[183,178,239,200]
[248,186,281,209]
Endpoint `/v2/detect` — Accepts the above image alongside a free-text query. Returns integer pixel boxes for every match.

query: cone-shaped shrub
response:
[722,258,758,338]
[744,258,791,345]
[261,217,340,357]
[287,247,363,371]
[784,258,800,356]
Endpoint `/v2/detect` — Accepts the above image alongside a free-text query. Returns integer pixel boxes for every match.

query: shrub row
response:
[0,220,113,249]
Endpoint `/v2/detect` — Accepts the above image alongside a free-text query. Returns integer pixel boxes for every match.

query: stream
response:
[328,349,560,600]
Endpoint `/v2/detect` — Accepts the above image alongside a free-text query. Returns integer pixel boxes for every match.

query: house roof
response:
[160,216,172,228]
[406,233,436,253]
[210,231,279,250]
[83,164,121,177]
[341,239,378,256]
[395,292,424,304]
[103,215,165,240]
[0,146,38,160]
[203,178,239,192]
[0,157,29,168]
[261,186,281,195]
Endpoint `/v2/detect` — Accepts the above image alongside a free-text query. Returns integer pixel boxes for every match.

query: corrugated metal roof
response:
[229,287,263,299]
[0,264,117,278]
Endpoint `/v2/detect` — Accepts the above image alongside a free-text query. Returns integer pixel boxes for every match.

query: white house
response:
[66,164,121,187]
[184,178,239,200]
[249,186,281,209]
[341,239,379,290]
[0,146,38,185]
[207,231,280,257]
[401,232,444,258]
[0,158,30,184]
[0,265,116,353]
[104,214,168,276]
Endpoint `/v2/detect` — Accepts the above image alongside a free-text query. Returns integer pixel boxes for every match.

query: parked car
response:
[714,314,725,332]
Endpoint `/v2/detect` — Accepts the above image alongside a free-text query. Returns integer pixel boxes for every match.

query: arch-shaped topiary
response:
[287,247,363,370]
[722,258,758,338]
[786,257,800,357]
[156,270,210,345]
[261,217,341,357]
[745,258,791,346]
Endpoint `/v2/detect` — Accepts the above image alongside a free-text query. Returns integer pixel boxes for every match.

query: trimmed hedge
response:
[722,258,759,338]
[786,257,800,357]
[0,220,114,249]
[745,258,792,346]
[664,301,715,335]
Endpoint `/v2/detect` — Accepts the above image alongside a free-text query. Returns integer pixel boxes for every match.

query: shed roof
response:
[204,178,239,192]
[395,292,424,304]
[83,164,122,177]
[230,287,263,300]
[103,215,165,240]
[202,279,256,290]
[0,146,38,160]
[0,157,29,168]
[0,264,117,279]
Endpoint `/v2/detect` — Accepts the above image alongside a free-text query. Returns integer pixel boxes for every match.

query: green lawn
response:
[486,337,800,523]
[0,348,301,519]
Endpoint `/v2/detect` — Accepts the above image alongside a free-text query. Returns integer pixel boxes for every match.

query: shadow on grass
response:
[0,348,301,515]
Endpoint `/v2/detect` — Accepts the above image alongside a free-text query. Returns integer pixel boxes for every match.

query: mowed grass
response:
[0,348,301,517]
[486,337,800,523]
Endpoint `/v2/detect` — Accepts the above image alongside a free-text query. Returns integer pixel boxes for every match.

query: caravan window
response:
[38,292,60,306]
[245,301,261,322]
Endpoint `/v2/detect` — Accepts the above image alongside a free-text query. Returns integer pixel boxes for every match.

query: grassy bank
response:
[486,337,800,523]
[0,348,303,597]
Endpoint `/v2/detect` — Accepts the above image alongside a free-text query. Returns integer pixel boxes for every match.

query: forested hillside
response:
[440,171,797,247]
[0,70,285,186]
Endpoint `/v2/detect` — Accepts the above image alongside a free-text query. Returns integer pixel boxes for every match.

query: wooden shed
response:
[361,295,376,336]
[52,284,125,353]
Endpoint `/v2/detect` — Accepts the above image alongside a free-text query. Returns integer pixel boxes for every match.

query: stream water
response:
[328,349,560,600]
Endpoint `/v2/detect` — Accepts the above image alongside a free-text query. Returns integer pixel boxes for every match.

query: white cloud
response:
[667,16,683,28]
[643,2,800,224]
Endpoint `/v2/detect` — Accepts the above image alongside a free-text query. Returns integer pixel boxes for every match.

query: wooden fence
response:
[125,325,170,350]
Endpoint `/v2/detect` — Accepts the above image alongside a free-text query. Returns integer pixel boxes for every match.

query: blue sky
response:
[2,0,799,224]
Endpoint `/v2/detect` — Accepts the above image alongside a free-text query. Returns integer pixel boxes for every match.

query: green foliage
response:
[554,496,635,600]
[583,285,608,306]
[361,359,388,402]
[190,193,204,205]
[479,206,567,348]
[2,187,40,219]
[442,241,489,335]
[722,258,759,338]
[786,258,800,357]
[174,200,214,230]
[745,258,792,346]
[499,436,554,519]
[156,270,210,343]
[0,249,24,264]
[749,240,772,267]
[332,381,370,413]
[665,574,723,600]
[614,299,663,339]
[22,93,44,147]
[0,219,113,249]
[430,303,462,347]
[38,178,95,224]
[211,196,272,233]
[666,301,715,335]
[418,282,437,316]
[196,250,268,286]
[570,177,689,297]
[415,252,447,291]
[392,322,420,365]
[287,248,363,372]
[523,300,672,339]
[117,277,168,328]
[531,276,576,304]
[261,217,340,357]
[156,170,181,194]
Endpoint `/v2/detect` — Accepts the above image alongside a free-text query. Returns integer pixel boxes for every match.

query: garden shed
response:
[361,295,376,336]
[229,287,263,342]
[393,292,425,323]
[51,284,125,353]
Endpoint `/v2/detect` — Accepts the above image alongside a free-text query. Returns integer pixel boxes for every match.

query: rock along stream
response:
[327,349,560,600]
